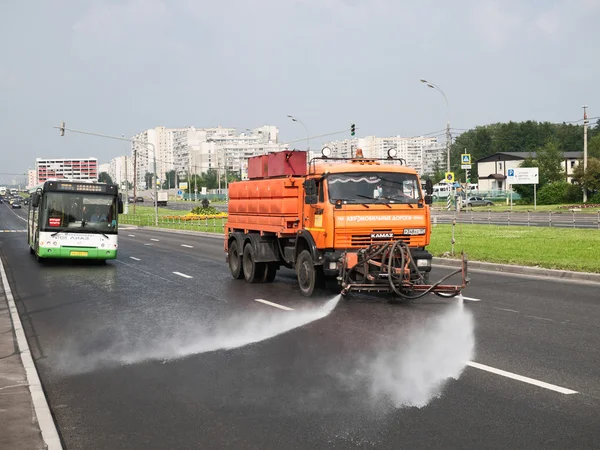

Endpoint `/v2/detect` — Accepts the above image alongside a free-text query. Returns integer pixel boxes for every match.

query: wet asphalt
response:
[1,203,600,449]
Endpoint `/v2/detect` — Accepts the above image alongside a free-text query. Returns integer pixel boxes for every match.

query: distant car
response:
[11,202,21,209]
[462,196,494,207]
[136,196,144,203]
[128,196,135,203]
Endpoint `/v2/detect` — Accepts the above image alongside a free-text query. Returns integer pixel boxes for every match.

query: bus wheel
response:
[29,246,34,255]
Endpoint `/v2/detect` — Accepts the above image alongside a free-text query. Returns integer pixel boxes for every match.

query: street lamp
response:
[420,79,451,172]
[286,114,310,151]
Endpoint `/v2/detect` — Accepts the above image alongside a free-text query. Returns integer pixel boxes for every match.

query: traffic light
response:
[59,121,65,136]
[350,123,355,136]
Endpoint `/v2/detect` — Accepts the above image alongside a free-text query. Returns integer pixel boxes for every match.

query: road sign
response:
[177,190,183,195]
[179,182,188,190]
[445,172,455,183]
[201,187,207,195]
[461,154,471,164]
[507,167,539,185]
[461,164,472,170]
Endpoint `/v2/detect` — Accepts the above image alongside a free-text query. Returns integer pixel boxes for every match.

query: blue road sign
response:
[177,190,183,195]
[507,169,515,177]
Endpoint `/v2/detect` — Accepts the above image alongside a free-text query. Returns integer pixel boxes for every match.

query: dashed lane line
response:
[129,257,141,261]
[173,271,193,279]
[254,299,295,311]
[181,244,193,248]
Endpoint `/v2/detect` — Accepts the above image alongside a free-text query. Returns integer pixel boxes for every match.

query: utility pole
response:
[133,145,137,214]
[583,105,589,203]
[153,149,158,225]
[124,156,129,214]
[446,121,451,172]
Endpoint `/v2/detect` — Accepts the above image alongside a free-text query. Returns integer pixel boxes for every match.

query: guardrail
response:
[120,215,227,233]
[431,209,600,229]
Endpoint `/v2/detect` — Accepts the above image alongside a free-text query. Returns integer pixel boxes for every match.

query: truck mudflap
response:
[338,240,469,300]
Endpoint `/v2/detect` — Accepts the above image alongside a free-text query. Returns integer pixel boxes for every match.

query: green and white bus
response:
[28,179,124,261]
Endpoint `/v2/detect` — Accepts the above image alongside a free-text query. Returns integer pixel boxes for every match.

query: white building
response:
[27,169,37,189]
[98,163,110,175]
[131,126,182,186]
[322,136,444,175]
[108,156,134,188]
[477,151,583,191]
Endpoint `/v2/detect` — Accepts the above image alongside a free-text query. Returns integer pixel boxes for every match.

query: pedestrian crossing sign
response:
[461,154,471,164]
[445,172,455,183]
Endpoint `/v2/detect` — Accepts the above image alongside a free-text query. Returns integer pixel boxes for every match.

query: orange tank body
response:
[226,176,305,235]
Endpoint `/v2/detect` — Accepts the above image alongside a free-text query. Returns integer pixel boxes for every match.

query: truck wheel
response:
[228,240,244,279]
[296,250,324,297]
[263,263,278,283]
[243,244,265,283]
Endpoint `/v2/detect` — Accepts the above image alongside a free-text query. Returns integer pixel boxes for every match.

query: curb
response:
[433,257,600,283]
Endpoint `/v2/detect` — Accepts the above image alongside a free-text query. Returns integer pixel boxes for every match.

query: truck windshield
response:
[42,192,118,233]
[328,172,421,204]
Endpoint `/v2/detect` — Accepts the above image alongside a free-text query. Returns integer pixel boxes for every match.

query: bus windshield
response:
[42,192,118,233]
[327,172,422,204]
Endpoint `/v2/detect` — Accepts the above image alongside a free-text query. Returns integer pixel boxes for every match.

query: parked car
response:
[135,196,144,203]
[461,196,494,207]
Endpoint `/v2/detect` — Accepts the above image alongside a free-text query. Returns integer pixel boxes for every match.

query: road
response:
[1,203,600,449]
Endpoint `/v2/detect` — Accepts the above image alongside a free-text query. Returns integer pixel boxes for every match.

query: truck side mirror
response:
[303,179,318,205]
[31,193,40,208]
[117,193,124,213]
[424,195,433,205]
[425,179,434,195]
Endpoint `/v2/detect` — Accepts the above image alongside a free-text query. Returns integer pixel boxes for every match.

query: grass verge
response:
[429,224,600,273]
[120,215,227,233]
[432,203,600,213]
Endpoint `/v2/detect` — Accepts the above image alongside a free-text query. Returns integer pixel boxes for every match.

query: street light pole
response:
[420,79,450,172]
[583,105,589,203]
[54,124,158,226]
[287,114,310,151]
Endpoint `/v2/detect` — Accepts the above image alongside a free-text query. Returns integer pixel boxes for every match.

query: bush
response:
[590,192,600,204]
[565,183,583,203]
[191,206,221,215]
[537,182,572,205]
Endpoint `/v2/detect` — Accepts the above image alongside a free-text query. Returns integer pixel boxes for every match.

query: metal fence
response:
[120,215,227,233]
[431,209,600,229]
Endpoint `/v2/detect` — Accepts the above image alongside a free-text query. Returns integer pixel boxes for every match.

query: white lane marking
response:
[173,271,193,279]
[467,361,578,395]
[144,243,153,246]
[254,299,294,311]
[5,205,28,222]
[150,238,160,242]
[494,307,519,313]
[0,252,64,449]
[128,234,136,237]
[461,296,481,302]
[129,257,141,261]
[525,315,555,322]
[181,244,193,248]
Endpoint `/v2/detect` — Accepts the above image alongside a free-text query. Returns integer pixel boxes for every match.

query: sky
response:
[1,0,599,184]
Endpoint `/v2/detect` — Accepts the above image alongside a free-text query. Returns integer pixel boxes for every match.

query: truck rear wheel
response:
[243,243,265,283]
[263,263,278,283]
[228,240,244,279]
[296,250,324,297]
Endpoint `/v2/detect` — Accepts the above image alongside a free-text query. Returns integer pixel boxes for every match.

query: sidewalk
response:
[0,287,45,449]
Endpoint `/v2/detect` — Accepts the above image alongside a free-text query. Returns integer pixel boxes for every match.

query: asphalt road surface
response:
[1,203,600,449]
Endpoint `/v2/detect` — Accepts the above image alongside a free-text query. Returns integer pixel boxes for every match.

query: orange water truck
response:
[224,148,469,300]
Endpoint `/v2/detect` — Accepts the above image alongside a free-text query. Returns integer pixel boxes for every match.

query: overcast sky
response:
[1,0,598,184]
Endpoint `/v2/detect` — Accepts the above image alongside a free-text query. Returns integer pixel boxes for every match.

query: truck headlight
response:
[403,228,426,235]
[416,259,431,267]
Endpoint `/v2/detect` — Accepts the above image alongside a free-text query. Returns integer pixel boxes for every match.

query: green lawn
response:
[120,215,227,233]
[429,224,600,273]
[123,206,191,216]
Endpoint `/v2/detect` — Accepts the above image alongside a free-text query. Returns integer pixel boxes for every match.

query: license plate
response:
[70,251,88,256]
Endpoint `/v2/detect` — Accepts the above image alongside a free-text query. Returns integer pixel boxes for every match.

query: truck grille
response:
[335,230,415,248]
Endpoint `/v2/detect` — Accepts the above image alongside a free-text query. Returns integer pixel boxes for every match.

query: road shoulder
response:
[0,255,62,450]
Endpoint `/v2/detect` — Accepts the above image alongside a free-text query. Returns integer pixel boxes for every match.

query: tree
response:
[536,140,565,184]
[98,172,113,184]
[144,172,155,190]
[588,134,600,159]
[572,158,600,195]
[162,170,177,189]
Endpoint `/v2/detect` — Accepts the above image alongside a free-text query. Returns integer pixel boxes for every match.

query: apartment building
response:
[108,155,134,188]
[35,158,98,183]
[27,169,37,189]
[321,136,444,175]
